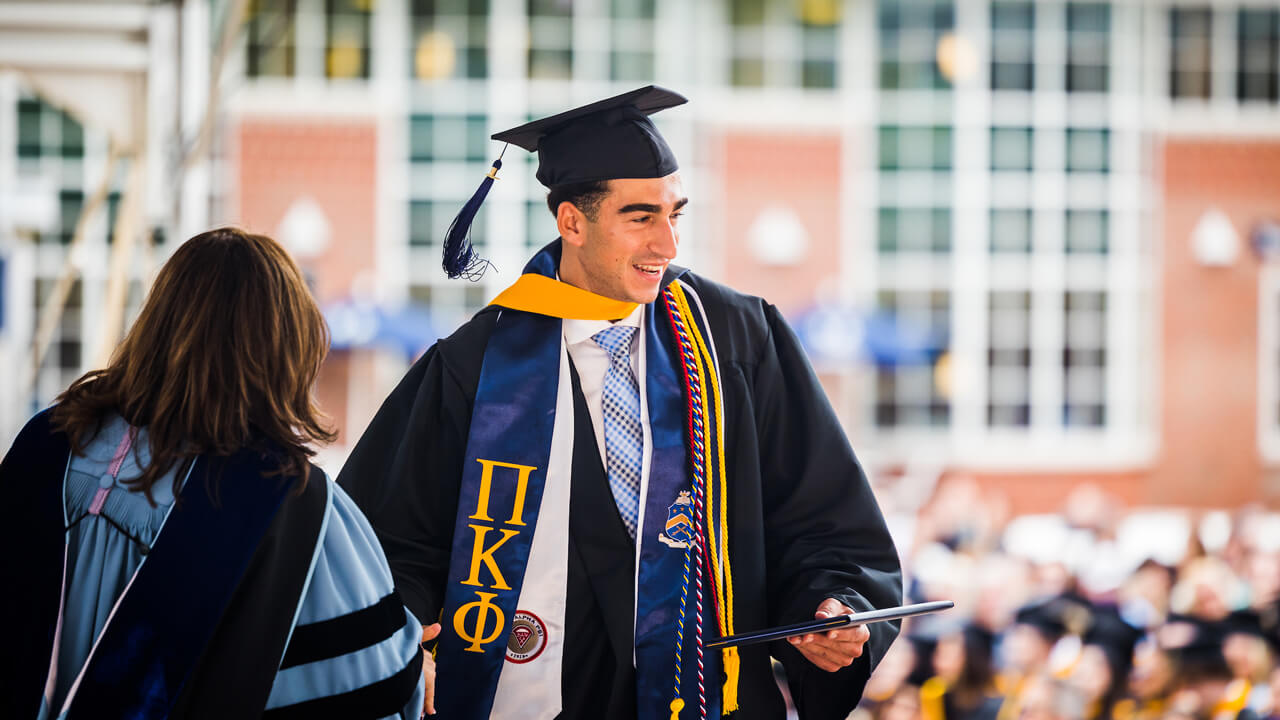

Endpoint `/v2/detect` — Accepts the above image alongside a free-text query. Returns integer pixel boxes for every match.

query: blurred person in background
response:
[1118,560,1177,631]
[1267,666,1280,720]
[1067,607,1142,720]
[1119,633,1176,720]
[1222,610,1278,715]
[920,623,1002,720]
[996,599,1074,711]
[1014,674,1083,720]
[855,631,924,720]
[0,228,424,719]
[1170,557,1242,622]
[1159,617,1257,720]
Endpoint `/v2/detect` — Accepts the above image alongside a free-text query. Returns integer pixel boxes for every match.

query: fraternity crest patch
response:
[505,610,548,664]
[658,490,695,549]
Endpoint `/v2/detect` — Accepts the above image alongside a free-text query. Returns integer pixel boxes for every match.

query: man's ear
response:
[557,202,587,248]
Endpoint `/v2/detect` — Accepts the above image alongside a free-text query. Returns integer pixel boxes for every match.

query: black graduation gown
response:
[338,269,903,720]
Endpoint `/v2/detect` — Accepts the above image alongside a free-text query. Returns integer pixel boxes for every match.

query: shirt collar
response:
[563,302,643,346]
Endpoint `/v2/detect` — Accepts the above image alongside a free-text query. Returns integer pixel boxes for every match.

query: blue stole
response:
[2,409,305,719]
[434,246,721,719]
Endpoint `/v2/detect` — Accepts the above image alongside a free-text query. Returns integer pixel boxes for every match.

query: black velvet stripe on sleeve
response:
[279,591,408,670]
[263,650,423,720]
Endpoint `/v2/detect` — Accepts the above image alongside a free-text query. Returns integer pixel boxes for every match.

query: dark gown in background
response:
[338,268,904,720]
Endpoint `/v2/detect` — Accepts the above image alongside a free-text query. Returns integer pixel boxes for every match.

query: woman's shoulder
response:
[293,474,401,622]
[7,406,61,455]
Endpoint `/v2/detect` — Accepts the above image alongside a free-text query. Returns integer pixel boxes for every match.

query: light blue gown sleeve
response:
[265,477,426,719]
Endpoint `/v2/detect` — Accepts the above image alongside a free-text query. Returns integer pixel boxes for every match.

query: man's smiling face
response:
[559,173,687,304]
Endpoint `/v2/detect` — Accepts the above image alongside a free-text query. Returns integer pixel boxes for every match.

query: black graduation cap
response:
[1083,606,1143,681]
[1013,594,1093,641]
[1157,615,1232,681]
[1013,601,1066,640]
[1223,607,1280,653]
[494,85,686,187]
[441,85,688,280]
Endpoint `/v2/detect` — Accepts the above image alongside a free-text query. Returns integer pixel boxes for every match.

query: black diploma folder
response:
[706,600,955,649]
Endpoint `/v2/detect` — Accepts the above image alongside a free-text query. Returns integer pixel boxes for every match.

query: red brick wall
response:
[963,470,1148,515]
[235,118,377,305]
[234,118,379,446]
[716,131,843,315]
[1152,140,1280,507]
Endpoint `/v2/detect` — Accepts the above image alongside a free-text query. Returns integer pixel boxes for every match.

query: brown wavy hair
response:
[52,227,336,501]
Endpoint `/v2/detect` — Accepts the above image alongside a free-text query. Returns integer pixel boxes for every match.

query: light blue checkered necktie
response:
[593,325,642,539]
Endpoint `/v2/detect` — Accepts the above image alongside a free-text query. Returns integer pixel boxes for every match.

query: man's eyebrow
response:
[617,198,690,214]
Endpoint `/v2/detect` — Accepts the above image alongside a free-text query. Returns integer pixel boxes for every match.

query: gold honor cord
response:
[488,273,639,320]
[670,281,739,713]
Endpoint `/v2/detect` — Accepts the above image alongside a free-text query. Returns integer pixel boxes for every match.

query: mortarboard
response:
[1014,594,1093,641]
[442,85,689,280]
[1083,606,1143,681]
[1158,614,1233,681]
[1223,607,1280,654]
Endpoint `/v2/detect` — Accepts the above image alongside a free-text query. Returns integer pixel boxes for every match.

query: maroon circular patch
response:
[505,609,547,664]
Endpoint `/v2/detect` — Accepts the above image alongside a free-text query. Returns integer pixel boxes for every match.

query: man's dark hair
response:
[546,180,610,222]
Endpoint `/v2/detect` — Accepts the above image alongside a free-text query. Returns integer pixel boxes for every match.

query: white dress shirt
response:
[563,303,644,470]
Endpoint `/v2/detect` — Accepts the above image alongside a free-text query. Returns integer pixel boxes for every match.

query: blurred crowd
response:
[850,478,1280,720]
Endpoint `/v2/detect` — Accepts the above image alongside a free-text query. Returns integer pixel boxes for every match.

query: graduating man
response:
[339,86,902,720]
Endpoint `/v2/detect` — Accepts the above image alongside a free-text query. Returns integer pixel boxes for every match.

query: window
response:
[247,0,298,78]
[105,192,122,243]
[990,1,1034,91]
[874,290,951,428]
[728,0,766,86]
[408,283,490,330]
[410,0,489,81]
[32,278,83,381]
[800,20,840,89]
[1237,9,1279,102]
[528,0,573,80]
[409,199,486,250]
[988,291,1031,427]
[1066,128,1109,173]
[609,0,655,82]
[991,209,1032,253]
[1066,3,1110,93]
[879,125,952,171]
[39,190,85,246]
[325,0,372,79]
[1063,291,1107,427]
[727,0,840,89]
[1065,209,1108,254]
[409,200,434,246]
[527,199,554,253]
[17,99,42,158]
[16,99,83,159]
[1170,7,1212,100]
[878,208,950,253]
[878,0,954,90]
[408,114,490,162]
[991,127,1033,171]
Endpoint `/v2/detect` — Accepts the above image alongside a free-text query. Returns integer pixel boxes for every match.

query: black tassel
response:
[441,156,503,280]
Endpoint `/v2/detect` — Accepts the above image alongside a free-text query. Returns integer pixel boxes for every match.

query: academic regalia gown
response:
[1,409,424,720]
[339,264,904,720]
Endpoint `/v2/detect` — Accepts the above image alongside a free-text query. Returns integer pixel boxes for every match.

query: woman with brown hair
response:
[0,228,424,719]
